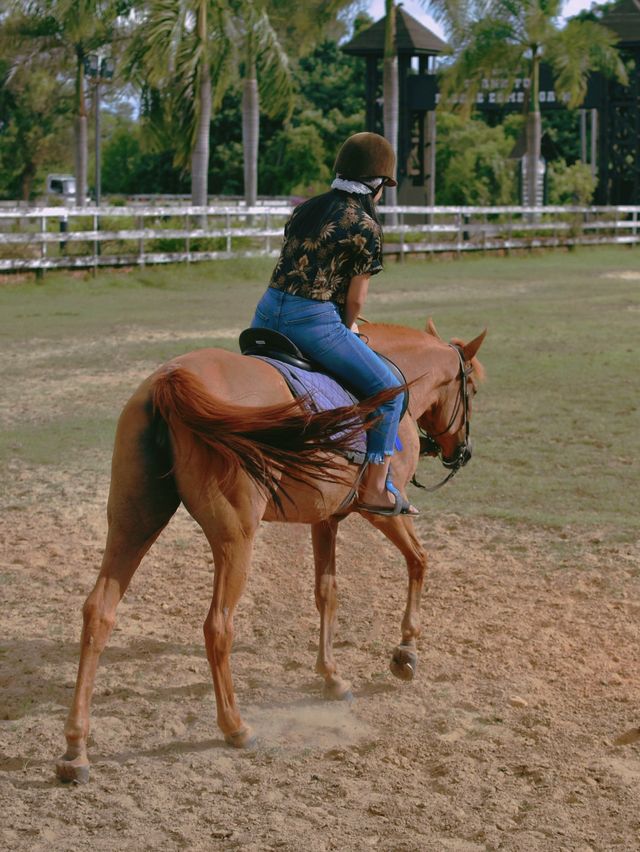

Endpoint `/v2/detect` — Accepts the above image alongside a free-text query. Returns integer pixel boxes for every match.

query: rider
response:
[251,132,417,516]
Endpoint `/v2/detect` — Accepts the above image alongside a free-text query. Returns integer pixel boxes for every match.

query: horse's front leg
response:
[311,519,352,701]
[364,514,427,681]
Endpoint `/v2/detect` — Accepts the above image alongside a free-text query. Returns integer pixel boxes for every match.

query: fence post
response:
[37,214,47,279]
[186,211,191,262]
[400,208,405,262]
[41,214,48,261]
[93,212,99,275]
[138,214,145,267]
[226,212,231,254]
[59,213,68,255]
[266,210,271,254]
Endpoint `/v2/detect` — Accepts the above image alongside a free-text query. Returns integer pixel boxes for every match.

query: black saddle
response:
[239,327,409,419]
[239,328,315,371]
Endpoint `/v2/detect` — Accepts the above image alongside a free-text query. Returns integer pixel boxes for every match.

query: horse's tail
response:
[151,365,402,510]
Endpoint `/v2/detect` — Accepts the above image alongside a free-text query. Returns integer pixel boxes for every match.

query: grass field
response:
[1,246,638,537]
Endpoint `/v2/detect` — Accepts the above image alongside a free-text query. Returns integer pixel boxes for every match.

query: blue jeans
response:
[251,288,403,463]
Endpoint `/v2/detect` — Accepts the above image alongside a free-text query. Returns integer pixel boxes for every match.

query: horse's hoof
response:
[323,683,354,703]
[55,755,90,784]
[224,726,256,749]
[390,646,418,681]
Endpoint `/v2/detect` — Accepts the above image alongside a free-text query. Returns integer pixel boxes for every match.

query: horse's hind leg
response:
[311,519,352,701]
[56,399,179,783]
[363,514,427,681]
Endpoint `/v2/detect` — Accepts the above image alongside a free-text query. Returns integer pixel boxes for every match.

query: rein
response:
[411,344,472,493]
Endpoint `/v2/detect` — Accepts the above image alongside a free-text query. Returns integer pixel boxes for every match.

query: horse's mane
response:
[364,322,487,382]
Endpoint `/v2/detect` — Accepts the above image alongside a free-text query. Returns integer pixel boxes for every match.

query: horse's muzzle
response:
[443,439,472,469]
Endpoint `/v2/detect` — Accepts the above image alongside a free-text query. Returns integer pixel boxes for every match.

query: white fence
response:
[0,204,638,272]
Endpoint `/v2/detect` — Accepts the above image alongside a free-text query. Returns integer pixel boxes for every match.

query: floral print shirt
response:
[269,193,383,307]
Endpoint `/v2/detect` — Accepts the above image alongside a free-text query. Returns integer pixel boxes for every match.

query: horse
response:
[55,317,486,783]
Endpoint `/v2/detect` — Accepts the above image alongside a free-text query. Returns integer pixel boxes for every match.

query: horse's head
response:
[416,319,486,473]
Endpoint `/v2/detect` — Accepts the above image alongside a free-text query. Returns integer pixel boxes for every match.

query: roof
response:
[342,7,449,57]
[600,0,640,46]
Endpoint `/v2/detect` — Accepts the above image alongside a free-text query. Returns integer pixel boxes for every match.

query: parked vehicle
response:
[46,174,77,205]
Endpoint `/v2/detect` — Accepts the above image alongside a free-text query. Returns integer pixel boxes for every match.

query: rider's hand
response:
[350,321,359,334]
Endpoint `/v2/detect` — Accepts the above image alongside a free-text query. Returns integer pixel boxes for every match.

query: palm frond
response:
[439,16,523,115]
[545,18,628,107]
[244,4,294,120]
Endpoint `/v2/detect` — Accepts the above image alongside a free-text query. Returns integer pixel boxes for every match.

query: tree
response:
[0,53,73,200]
[425,0,627,206]
[435,112,518,204]
[6,0,128,205]
[264,0,365,59]
[259,39,365,196]
[128,0,292,208]
[126,0,231,206]
[227,0,293,208]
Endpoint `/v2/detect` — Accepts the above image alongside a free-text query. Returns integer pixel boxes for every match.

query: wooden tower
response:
[341,8,448,204]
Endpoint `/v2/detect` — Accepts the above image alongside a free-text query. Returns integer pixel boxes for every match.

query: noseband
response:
[412,344,473,493]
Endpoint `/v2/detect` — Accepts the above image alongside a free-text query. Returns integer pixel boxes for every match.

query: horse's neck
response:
[367,324,448,418]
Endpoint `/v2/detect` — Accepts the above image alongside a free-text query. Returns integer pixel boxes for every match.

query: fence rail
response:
[0,204,637,272]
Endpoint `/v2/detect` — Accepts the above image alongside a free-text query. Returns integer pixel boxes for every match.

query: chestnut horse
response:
[56,318,485,783]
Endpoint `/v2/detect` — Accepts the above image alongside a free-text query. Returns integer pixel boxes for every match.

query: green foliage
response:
[547,160,596,205]
[264,0,366,58]
[0,64,73,199]
[101,116,190,195]
[433,0,627,110]
[259,40,365,196]
[542,109,581,164]
[261,122,332,196]
[205,38,364,197]
[436,112,517,205]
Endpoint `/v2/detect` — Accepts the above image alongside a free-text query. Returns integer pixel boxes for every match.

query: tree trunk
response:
[191,1,211,209]
[75,53,87,208]
[525,53,541,208]
[191,64,211,207]
[383,0,398,221]
[21,168,34,202]
[242,66,259,209]
[525,109,541,206]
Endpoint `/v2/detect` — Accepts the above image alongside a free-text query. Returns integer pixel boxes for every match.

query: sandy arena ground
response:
[1,330,640,851]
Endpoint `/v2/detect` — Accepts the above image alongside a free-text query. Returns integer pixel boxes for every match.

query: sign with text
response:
[407,66,603,112]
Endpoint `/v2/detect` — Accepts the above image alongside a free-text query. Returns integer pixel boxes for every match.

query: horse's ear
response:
[463,329,487,362]
[426,317,442,339]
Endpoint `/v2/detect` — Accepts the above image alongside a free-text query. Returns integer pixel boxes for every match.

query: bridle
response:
[411,344,473,493]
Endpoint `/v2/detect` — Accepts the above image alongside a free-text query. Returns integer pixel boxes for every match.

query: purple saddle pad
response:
[251,356,366,464]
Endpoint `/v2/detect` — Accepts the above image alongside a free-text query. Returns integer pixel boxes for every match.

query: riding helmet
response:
[333,132,397,187]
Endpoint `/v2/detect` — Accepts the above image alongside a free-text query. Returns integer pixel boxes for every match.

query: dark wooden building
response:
[341,8,447,204]
[597,0,640,204]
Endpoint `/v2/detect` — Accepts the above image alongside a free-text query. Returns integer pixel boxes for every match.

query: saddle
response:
[239,327,409,421]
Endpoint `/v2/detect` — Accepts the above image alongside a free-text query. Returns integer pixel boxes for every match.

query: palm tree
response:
[229,1,293,208]
[126,0,232,206]
[128,0,291,208]
[424,0,627,206]
[6,0,125,206]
